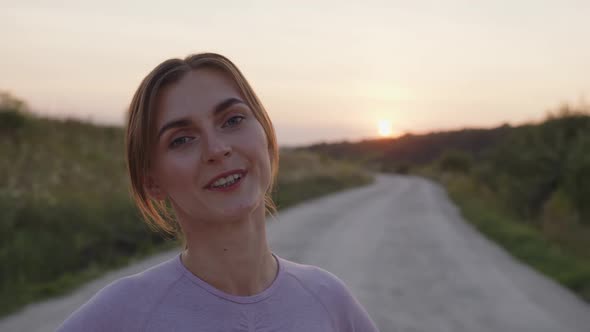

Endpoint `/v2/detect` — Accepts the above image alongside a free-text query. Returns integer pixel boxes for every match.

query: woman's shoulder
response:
[279,257,355,298]
[278,257,380,331]
[57,254,183,331]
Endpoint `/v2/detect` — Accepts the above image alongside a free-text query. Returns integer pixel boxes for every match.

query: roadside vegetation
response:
[416,107,590,302]
[275,148,373,209]
[0,92,373,317]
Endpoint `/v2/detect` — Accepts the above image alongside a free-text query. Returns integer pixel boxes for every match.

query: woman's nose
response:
[201,134,232,163]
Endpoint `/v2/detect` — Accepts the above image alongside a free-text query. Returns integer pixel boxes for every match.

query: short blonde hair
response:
[125,53,279,237]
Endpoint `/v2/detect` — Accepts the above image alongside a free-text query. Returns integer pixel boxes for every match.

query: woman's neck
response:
[179,206,278,296]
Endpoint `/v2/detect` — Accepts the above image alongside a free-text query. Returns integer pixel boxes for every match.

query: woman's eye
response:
[169,136,193,149]
[223,115,245,128]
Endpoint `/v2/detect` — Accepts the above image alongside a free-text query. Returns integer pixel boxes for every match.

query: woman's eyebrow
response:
[157,118,192,141]
[213,97,246,115]
[157,97,246,140]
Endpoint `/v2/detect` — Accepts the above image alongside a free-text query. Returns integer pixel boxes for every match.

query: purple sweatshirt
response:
[57,252,379,331]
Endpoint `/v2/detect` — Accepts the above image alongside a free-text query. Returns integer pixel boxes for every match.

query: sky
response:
[1,0,589,146]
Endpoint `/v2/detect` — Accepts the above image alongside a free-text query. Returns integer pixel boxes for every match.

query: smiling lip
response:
[204,169,247,189]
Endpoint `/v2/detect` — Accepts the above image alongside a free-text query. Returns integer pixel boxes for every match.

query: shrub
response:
[437,149,472,173]
[0,92,30,131]
[0,109,28,131]
[563,135,590,224]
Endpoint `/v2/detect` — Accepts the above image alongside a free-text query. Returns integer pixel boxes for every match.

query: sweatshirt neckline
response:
[173,252,283,304]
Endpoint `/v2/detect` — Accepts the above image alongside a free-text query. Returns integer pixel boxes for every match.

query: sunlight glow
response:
[378,120,393,137]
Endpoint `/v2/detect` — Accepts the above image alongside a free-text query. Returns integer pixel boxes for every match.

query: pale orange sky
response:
[1,1,589,146]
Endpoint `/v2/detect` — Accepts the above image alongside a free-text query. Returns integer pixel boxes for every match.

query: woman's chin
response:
[213,198,263,220]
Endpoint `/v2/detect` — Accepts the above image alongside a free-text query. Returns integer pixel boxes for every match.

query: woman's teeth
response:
[211,174,242,188]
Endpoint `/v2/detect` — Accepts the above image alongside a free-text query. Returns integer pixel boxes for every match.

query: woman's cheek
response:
[166,155,194,184]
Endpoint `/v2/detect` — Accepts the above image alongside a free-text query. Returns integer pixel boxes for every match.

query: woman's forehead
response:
[154,69,243,125]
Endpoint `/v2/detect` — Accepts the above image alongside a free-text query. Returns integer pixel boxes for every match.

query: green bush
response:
[437,149,472,173]
[0,92,30,131]
[0,195,165,312]
[563,135,590,224]
[486,113,590,220]
[0,109,28,131]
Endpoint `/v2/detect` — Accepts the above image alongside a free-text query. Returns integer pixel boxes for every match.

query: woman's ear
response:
[144,174,166,201]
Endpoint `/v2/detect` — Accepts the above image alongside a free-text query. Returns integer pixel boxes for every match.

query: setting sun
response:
[378,120,393,137]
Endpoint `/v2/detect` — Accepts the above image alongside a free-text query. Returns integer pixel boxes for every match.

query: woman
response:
[58,53,379,331]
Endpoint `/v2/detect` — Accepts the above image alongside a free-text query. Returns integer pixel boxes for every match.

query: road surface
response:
[1,174,589,331]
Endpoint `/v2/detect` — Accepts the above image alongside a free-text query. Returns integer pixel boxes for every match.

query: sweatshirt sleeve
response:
[313,268,380,332]
[56,286,122,332]
[333,278,380,331]
[56,277,147,332]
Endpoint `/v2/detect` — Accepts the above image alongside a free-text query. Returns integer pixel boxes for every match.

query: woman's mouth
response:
[206,172,246,192]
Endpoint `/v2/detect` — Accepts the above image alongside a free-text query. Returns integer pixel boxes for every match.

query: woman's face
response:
[147,68,272,225]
